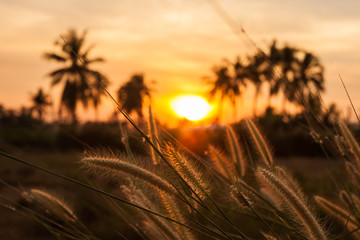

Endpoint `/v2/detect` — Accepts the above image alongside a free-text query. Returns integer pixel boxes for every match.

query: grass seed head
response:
[82,153,177,196]
[230,185,252,210]
[148,106,162,165]
[24,188,77,223]
[315,195,360,238]
[208,145,235,181]
[338,120,360,167]
[164,143,209,200]
[245,118,273,167]
[256,167,327,240]
[225,125,246,177]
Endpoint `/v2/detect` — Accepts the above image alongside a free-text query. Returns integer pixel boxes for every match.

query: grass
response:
[0,56,357,238]
[1,14,359,238]
[1,114,359,239]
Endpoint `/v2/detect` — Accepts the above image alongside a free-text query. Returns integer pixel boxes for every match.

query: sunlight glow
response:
[171,95,212,121]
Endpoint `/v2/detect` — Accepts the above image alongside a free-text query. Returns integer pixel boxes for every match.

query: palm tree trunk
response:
[71,111,77,125]
[217,95,224,124]
[38,109,43,122]
[266,84,272,109]
[281,93,287,115]
[232,100,237,122]
[58,107,63,123]
[253,85,260,116]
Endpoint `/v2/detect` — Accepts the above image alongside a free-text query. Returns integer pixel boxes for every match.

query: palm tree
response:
[208,58,246,122]
[269,45,325,114]
[117,74,151,119]
[264,40,282,107]
[294,52,325,105]
[245,53,268,116]
[31,88,51,121]
[44,29,109,123]
[322,103,340,126]
[270,45,299,113]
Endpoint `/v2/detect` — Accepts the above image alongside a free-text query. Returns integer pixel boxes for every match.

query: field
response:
[0,4,359,238]
[0,142,344,239]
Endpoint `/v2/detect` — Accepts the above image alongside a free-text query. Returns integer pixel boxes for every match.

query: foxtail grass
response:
[345,162,360,186]
[274,167,305,199]
[160,192,195,240]
[261,232,278,240]
[349,194,360,214]
[208,145,234,181]
[256,167,327,240]
[338,120,360,167]
[245,118,273,167]
[164,143,209,200]
[225,125,246,177]
[334,135,347,157]
[82,154,177,196]
[315,195,360,239]
[230,185,252,210]
[23,189,77,223]
[148,106,162,165]
[18,188,99,240]
[121,184,182,240]
[339,191,352,207]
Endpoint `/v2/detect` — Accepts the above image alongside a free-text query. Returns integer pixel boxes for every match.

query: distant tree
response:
[0,104,5,119]
[270,45,299,112]
[264,40,282,107]
[322,103,340,126]
[117,74,151,119]
[31,88,51,121]
[245,53,269,116]
[208,58,246,122]
[293,52,324,106]
[44,29,109,123]
[266,43,324,114]
[207,39,325,119]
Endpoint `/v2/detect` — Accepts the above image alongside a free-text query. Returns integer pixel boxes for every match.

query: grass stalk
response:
[338,120,360,167]
[256,167,327,240]
[245,118,273,167]
[164,144,209,200]
[148,106,162,165]
[208,145,234,181]
[82,155,177,196]
[0,150,225,240]
[315,195,360,238]
[225,125,246,177]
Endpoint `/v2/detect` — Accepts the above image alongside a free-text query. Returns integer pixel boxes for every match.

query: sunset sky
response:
[1,0,360,126]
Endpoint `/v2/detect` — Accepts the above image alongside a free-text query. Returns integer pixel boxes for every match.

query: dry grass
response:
[1,118,359,240]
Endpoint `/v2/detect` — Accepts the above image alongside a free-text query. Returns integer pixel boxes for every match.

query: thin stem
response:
[0,150,226,240]
[60,36,238,239]
[339,74,360,124]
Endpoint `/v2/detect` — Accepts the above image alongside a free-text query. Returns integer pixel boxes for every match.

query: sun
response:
[171,95,212,121]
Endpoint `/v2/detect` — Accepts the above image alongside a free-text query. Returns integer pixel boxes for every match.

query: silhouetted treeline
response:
[207,40,326,121]
[1,103,357,158]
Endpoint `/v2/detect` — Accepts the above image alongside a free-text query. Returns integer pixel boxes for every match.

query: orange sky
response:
[1,0,360,126]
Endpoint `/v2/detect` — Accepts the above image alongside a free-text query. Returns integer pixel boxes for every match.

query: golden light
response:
[171,95,212,121]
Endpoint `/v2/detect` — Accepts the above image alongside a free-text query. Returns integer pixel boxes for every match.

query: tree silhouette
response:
[294,52,324,104]
[207,40,325,119]
[270,45,299,112]
[44,29,109,123]
[208,59,246,122]
[31,88,51,121]
[264,40,282,107]
[261,41,325,114]
[322,103,340,126]
[117,74,151,119]
[245,53,269,116]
